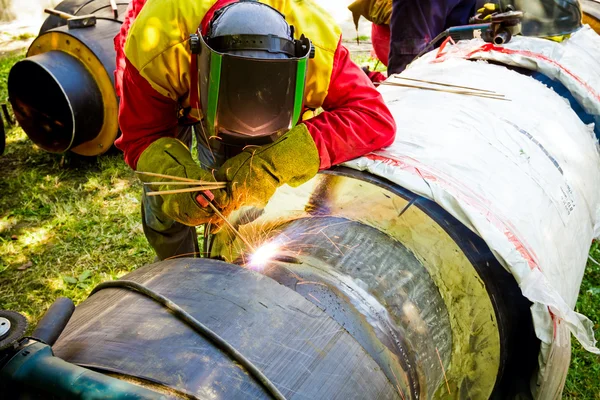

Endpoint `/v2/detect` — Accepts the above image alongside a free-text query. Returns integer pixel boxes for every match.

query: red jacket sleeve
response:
[303,39,396,170]
[113,58,179,169]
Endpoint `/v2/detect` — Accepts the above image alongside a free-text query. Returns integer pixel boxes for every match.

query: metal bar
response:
[109,0,118,18]
[389,74,498,94]
[379,81,509,101]
[135,171,217,183]
[143,181,225,187]
[145,186,227,196]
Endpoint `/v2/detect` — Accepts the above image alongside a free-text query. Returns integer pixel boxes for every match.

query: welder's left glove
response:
[215,124,320,212]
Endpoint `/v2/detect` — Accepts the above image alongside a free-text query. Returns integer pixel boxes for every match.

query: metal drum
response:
[44,169,539,400]
[7,0,129,156]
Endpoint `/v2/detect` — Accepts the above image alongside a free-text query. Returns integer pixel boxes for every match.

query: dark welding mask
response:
[498,0,582,37]
[190,0,315,145]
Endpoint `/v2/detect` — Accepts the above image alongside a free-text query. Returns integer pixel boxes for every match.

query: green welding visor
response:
[196,32,314,144]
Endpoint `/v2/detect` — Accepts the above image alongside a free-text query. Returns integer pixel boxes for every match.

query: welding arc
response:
[90,280,287,400]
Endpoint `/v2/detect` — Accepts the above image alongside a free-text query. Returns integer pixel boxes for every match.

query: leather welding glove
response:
[136,137,227,227]
[215,124,320,213]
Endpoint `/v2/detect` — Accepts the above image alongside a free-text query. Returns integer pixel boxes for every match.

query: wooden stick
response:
[389,74,498,94]
[146,186,226,196]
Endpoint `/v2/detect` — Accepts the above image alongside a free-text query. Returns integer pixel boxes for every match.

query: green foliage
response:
[351,52,387,73]
[12,33,35,41]
[563,242,600,399]
[0,127,155,324]
[0,50,24,102]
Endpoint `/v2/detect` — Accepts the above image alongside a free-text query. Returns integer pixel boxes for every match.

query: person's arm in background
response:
[303,38,397,170]
[388,0,477,75]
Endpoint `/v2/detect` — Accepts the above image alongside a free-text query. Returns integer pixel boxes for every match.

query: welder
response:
[113,0,396,261]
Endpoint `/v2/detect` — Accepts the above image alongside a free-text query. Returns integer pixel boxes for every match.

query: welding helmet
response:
[499,0,582,37]
[190,0,315,145]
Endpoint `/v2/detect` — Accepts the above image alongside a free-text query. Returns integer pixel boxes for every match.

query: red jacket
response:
[114,0,396,171]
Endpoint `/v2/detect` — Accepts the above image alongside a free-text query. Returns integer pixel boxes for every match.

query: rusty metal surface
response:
[53,259,401,400]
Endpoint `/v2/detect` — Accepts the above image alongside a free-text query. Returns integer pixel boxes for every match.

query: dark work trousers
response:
[141,123,225,261]
[388,0,484,75]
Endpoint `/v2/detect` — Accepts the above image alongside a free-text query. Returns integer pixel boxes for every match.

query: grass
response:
[351,52,387,73]
[11,33,35,42]
[0,52,154,325]
[0,49,599,398]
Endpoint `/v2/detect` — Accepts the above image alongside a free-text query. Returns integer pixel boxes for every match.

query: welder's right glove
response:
[136,137,227,227]
[215,124,320,213]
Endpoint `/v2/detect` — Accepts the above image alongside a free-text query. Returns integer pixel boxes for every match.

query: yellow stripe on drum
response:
[583,12,600,34]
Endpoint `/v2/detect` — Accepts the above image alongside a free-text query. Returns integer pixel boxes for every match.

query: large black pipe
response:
[0,170,537,400]
[7,0,129,156]
[8,51,104,153]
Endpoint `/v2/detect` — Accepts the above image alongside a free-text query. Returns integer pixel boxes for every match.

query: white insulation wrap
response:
[343,25,600,398]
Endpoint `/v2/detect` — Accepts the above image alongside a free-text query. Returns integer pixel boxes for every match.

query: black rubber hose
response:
[90,280,287,400]
[32,297,75,346]
[413,30,450,61]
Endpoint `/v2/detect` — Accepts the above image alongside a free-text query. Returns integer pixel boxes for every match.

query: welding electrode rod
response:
[206,202,256,253]
[390,75,498,93]
[143,181,227,187]
[379,81,509,100]
[135,171,223,184]
[145,186,227,196]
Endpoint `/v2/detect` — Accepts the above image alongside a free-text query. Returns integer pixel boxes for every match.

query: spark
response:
[308,293,321,303]
[247,240,282,270]
[436,347,451,394]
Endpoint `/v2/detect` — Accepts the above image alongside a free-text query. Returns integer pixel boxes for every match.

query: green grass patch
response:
[0,50,25,102]
[563,242,600,399]
[12,33,35,41]
[350,52,387,73]
[0,52,154,325]
[0,127,154,324]
[0,48,598,398]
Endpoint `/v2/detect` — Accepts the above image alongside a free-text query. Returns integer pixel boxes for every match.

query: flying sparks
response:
[248,241,282,270]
